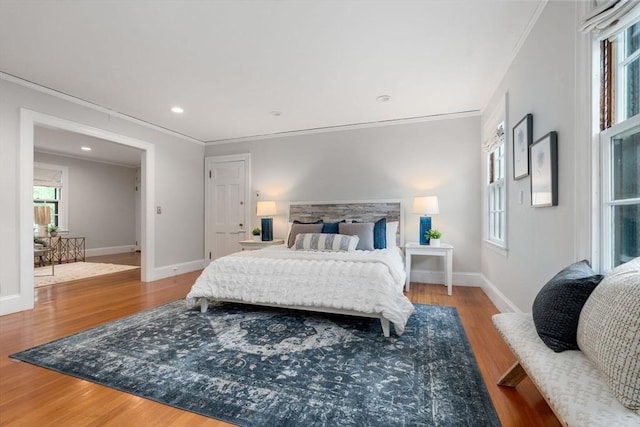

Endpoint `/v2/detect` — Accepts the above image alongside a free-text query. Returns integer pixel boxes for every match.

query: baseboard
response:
[479,274,522,313]
[85,245,136,258]
[154,259,206,281]
[410,269,484,287]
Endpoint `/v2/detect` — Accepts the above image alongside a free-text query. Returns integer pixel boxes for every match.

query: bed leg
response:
[200,298,209,313]
[497,361,528,387]
[380,319,390,337]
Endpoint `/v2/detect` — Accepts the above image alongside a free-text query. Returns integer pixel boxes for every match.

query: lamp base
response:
[261,217,273,241]
[419,216,432,245]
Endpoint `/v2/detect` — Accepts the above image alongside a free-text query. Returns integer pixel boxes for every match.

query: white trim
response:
[8,109,156,316]
[575,0,596,264]
[598,114,640,271]
[85,245,136,258]
[483,239,509,257]
[479,274,523,313]
[154,259,207,280]
[410,270,484,287]
[482,93,508,250]
[0,72,203,146]
[206,111,481,145]
[204,153,252,262]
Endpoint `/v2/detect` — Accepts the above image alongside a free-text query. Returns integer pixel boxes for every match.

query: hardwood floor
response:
[0,262,560,426]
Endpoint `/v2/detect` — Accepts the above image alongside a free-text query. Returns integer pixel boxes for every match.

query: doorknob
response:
[239,223,243,227]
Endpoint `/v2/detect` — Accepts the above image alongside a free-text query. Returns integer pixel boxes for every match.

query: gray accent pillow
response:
[577,257,640,412]
[531,260,603,352]
[287,223,323,247]
[338,222,374,251]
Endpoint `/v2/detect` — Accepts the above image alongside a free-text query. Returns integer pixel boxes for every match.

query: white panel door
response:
[205,156,250,261]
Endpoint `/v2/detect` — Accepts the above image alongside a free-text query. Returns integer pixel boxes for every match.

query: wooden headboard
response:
[288,200,403,246]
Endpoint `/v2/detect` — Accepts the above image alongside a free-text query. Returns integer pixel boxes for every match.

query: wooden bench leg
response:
[497,361,528,387]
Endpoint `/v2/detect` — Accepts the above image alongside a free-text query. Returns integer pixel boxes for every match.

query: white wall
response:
[481,1,583,312]
[34,151,137,253]
[0,78,205,314]
[205,116,482,278]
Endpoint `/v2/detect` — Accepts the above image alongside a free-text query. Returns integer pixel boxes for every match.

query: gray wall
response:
[481,1,582,312]
[205,116,482,275]
[34,151,137,251]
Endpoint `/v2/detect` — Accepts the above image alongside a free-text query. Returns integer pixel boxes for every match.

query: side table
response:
[239,238,285,251]
[34,247,55,276]
[404,242,454,295]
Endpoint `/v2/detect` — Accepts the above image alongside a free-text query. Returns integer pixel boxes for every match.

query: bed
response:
[186,201,414,336]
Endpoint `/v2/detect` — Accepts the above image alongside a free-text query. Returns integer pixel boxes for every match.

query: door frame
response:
[204,153,251,262]
[14,109,155,313]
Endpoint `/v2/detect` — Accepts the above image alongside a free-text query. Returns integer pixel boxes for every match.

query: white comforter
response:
[186,246,414,335]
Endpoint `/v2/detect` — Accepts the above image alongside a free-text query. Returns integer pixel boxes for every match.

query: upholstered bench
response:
[493,313,639,426]
[493,257,640,427]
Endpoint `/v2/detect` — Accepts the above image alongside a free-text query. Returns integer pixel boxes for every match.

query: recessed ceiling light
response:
[81,146,92,151]
[171,106,184,114]
[270,111,282,117]
[376,95,392,102]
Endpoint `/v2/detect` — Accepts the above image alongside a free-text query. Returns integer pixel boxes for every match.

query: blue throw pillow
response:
[373,218,386,249]
[532,260,604,352]
[322,220,345,234]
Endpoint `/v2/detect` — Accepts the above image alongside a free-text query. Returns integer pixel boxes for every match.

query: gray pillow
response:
[287,223,323,247]
[338,222,374,250]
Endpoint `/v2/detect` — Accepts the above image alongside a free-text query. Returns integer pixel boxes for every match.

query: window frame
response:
[483,109,508,255]
[593,17,640,272]
[487,134,506,246]
[599,114,640,271]
[33,162,68,231]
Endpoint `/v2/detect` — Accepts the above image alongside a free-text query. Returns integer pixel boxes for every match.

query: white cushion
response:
[577,257,640,413]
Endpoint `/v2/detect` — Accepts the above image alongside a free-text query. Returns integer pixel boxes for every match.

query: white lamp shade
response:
[413,196,439,215]
[256,201,277,217]
[34,205,51,225]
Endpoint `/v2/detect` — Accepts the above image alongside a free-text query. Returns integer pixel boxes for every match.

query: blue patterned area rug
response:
[11,301,500,427]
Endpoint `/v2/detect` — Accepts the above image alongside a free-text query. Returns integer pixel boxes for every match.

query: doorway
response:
[15,109,155,313]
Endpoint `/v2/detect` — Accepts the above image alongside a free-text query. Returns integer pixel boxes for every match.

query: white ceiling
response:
[35,125,142,168]
[1,0,544,148]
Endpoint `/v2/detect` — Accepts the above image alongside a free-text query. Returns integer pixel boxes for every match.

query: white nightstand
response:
[239,238,285,251]
[404,242,454,295]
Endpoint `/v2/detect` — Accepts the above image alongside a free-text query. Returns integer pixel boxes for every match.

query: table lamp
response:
[413,196,439,245]
[256,201,277,241]
[34,205,51,238]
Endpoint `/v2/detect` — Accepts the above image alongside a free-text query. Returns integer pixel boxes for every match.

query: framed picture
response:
[530,131,558,207]
[512,114,533,180]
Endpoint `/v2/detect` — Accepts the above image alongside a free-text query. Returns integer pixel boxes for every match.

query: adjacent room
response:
[0,1,638,426]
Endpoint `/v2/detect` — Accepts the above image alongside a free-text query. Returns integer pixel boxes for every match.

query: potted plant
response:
[48,224,58,237]
[252,227,261,241]
[426,229,442,247]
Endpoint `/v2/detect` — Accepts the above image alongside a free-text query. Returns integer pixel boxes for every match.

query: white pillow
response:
[293,233,359,252]
[577,257,640,412]
[386,221,399,248]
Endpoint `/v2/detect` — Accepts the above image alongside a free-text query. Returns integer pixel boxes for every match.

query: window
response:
[598,19,640,270]
[33,186,60,227]
[33,163,68,231]
[487,122,506,246]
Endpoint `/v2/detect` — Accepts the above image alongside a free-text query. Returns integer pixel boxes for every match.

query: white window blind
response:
[34,167,63,188]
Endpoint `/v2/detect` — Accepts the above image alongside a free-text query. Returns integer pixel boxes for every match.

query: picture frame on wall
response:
[530,131,558,207]
[512,114,533,180]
